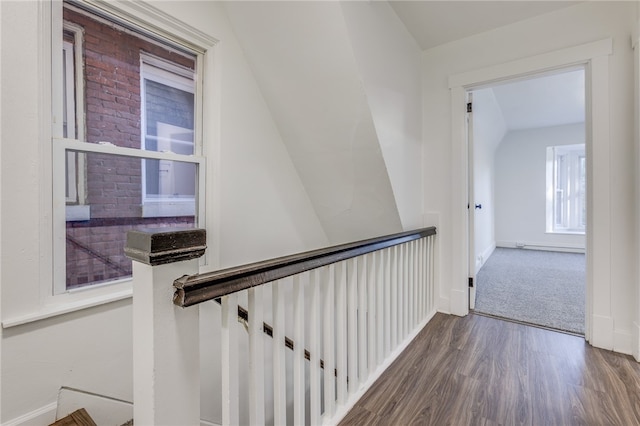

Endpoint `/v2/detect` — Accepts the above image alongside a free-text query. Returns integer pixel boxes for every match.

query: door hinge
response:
[468,277,474,288]
[467,102,472,113]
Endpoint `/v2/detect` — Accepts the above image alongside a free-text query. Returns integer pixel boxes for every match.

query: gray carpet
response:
[475,248,585,334]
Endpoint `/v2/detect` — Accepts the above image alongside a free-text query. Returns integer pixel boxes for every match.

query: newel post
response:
[125,228,206,426]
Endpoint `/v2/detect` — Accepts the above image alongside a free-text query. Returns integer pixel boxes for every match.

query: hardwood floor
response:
[339,313,640,426]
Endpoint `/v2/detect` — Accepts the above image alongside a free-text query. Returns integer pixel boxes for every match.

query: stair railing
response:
[126,226,437,425]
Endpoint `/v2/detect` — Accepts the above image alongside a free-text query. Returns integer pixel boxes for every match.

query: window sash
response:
[52,138,206,295]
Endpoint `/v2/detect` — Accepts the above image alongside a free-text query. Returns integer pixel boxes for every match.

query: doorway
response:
[468,69,587,334]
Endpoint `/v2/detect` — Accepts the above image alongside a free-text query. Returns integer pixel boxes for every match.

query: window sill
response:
[546,230,586,236]
[142,200,195,218]
[1,286,132,328]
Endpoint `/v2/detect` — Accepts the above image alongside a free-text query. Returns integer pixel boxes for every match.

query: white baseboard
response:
[3,402,56,426]
[475,242,496,273]
[450,289,467,316]
[496,240,585,253]
[614,328,633,356]
[438,296,450,314]
[633,322,640,361]
[591,314,614,350]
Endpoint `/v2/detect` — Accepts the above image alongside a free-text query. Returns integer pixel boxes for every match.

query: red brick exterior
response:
[64,6,196,289]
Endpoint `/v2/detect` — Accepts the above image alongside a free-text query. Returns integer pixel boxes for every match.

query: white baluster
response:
[309,269,322,425]
[323,265,336,419]
[357,254,368,382]
[335,261,348,405]
[221,294,239,426]
[413,241,420,324]
[272,280,286,426]
[429,235,435,313]
[376,249,384,365]
[408,241,415,330]
[384,247,391,357]
[403,243,410,337]
[367,252,376,374]
[418,238,426,321]
[293,274,305,426]
[390,246,398,350]
[423,237,429,317]
[347,258,359,395]
[398,244,405,340]
[248,287,265,426]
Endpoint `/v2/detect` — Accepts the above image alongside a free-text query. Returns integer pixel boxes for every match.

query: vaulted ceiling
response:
[491,69,585,131]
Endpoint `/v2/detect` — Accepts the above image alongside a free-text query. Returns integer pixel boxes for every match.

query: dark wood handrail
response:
[173,226,436,307]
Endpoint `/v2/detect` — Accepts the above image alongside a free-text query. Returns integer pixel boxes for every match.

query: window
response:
[53,2,206,294]
[546,144,586,234]
[140,55,196,217]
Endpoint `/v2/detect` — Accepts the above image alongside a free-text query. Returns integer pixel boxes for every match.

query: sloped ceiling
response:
[224,1,403,243]
[491,69,585,131]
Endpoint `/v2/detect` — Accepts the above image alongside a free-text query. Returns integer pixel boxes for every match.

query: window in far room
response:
[546,144,586,234]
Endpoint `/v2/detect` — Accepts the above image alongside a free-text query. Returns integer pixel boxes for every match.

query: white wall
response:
[224,1,405,244]
[472,88,506,270]
[340,1,424,231]
[495,123,586,251]
[0,1,328,423]
[423,1,636,352]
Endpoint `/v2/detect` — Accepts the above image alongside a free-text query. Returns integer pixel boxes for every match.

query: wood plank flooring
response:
[339,313,640,426]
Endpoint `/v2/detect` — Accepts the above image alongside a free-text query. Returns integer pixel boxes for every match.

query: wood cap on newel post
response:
[124,227,206,266]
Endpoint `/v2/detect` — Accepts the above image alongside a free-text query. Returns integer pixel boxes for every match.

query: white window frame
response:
[140,54,197,218]
[546,144,586,234]
[42,1,215,307]
[62,22,91,221]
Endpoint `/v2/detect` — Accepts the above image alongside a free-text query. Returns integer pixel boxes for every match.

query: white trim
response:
[57,138,205,163]
[476,242,496,274]
[450,85,469,317]
[449,39,612,349]
[75,0,218,53]
[2,288,132,329]
[496,241,585,254]
[614,329,633,356]
[2,402,57,426]
[633,321,640,361]
[592,314,614,350]
[448,38,612,88]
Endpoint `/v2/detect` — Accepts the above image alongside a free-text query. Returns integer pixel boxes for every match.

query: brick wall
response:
[64,6,197,289]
